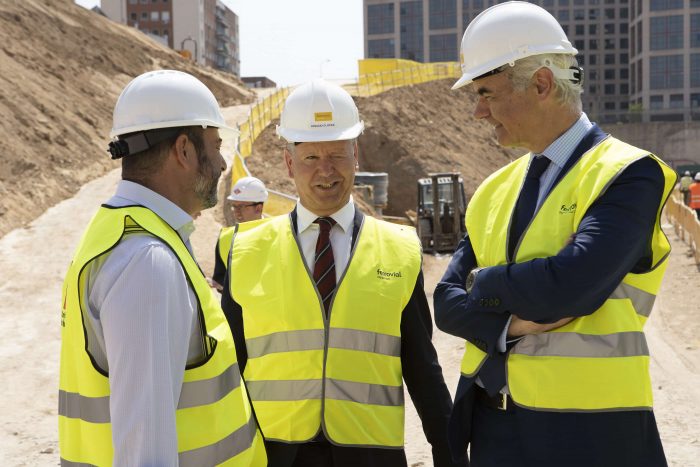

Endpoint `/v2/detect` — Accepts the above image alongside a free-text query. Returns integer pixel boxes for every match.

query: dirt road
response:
[0,104,698,464]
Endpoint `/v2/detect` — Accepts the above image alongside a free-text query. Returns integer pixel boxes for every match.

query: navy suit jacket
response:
[434,125,667,464]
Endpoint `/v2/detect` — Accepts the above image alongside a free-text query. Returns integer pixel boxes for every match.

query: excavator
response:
[416,172,467,253]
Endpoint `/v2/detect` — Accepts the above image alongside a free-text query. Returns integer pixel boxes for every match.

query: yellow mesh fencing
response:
[665,191,700,263]
[352,58,461,97]
[232,87,296,217]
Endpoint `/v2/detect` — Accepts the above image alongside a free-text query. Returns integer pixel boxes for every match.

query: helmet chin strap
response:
[541,58,584,85]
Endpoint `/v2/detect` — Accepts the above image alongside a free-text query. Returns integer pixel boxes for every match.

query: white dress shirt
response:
[84,180,203,466]
[295,199,356,280]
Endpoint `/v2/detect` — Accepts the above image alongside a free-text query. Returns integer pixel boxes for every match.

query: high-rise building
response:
[102,0,240,77]
[365,1,700,123]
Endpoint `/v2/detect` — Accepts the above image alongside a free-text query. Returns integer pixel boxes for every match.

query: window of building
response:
[650,0,683,11]
[129,0,136,4]
[579,55,585,66]
[620,38,629,49]
[140,0,148,4]
[429,0,456,30]
[562,25,569,35]
[162,11,170,23]
[636,21,643,54]
[605,53,615,64]
[589,39,598,50]
[604,23,614,34]
[368,39,395,58]
[130,12,137,20]
[620,102,629,111]
[605,69,615,79]
[574,0,585,4]
[576,24,584,35]
[650,16,683,50]
[620,83,629,94]
[543,0,554,7]
[589,70,598,80]
[574,9,584,20]
[620,23,628,34]
[151,29,159,35]
[650,95,663,109]
[429,33,458,61]
[590,54,598,65]
[604,38,615,49]
[692,54,700,87]
[620,7,628,19]
[604,8,615,19]
[692,94,700,108]
[605,84,615,94]
[631,63,637,94]
[650,55,683,89]
[589,24,598,34]
[558,0,569,5]
[575,39,584,50]
[621,68,629,79]
[620,53,629,63]
[637,60,643,92]
[368,4,395,35]
[150,11,159,21]
[670,94,684,108]
[692,0,700,7]
[558,10,570,21]
[400,1,424,62]
[141,12,148,20]
[691,14,700,47]
[589,8,599,20]
[605,102,616,110]
[589,84,598,93]
[462,0,470,30]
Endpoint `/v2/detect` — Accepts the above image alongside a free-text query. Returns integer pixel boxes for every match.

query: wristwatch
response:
[466,267,485,294]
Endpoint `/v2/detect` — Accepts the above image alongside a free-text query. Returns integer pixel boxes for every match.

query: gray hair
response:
[507,54,583,111]
[286,138,357,155]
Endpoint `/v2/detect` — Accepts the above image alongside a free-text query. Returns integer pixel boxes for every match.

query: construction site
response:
[1,1,700,466]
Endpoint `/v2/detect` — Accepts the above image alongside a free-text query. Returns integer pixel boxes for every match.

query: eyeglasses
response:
[232,203,262,211]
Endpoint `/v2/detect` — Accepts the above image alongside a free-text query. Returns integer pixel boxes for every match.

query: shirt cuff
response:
[497,315,512,352]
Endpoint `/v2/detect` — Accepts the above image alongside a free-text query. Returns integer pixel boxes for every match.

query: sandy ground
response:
[0,103,698,465]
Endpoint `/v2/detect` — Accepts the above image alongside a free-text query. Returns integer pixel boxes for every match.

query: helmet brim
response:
[276,121,364,143]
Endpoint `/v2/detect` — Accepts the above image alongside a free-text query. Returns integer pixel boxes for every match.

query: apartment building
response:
[365,0,700,123]
[102,0,240,77]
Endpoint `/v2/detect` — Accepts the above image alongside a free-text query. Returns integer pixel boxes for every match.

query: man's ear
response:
[533,67,554,99]
[284,148,294,178]
[173,133,194,168]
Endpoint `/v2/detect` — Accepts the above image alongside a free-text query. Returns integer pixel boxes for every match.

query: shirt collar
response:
[535,113,593,169]
[296,198,355,234]
[108,180,195,242]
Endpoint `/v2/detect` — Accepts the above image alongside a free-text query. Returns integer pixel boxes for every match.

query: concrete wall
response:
[173,0,205,65]
[101,0,126,24]
[601,122,700,169]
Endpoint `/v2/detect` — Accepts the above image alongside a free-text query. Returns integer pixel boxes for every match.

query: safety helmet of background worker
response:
[453,1,581,90]
[227,176,269,203]
[276,79,364,143]
[695,173,700,181]
[685,170,692,176]
[108,70,238,159]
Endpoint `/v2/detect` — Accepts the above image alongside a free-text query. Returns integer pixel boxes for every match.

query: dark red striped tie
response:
[313,217,337,316]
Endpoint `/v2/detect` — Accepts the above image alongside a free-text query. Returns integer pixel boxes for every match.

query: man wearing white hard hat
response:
[434,2,676,466]
[680,170,694,205]
[221,79,461,467]
[210,176,268,291]
[59,70,266,466]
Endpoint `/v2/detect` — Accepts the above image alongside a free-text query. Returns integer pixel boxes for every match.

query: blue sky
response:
[74,0,364,86]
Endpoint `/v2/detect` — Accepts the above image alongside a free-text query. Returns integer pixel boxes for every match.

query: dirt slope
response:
[0,0,254,237]
[245,79,518,216]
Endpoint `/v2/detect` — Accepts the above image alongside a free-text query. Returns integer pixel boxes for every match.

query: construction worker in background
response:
[222,79,462,467]
[434,3,676,466]
[211,176,268,292]
[680,170,694,205]
[58,70,266,466]
[689,173,700,219]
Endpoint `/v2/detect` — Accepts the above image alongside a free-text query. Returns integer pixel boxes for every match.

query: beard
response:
[194,158,220,210]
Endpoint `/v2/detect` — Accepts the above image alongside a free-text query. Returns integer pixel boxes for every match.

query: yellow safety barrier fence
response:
[665,191,700,264]
[353,58,461,97]
[231,87,297,217]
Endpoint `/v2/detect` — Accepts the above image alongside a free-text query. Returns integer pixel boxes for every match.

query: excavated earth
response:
[0,0,254,237]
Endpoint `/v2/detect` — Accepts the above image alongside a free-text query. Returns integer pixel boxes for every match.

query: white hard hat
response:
[276,79,364,143]
[695,173,700,181]
[684,170,691,176]
[110,70,237,138]
[228,176,268,202]
[453,1,578,90]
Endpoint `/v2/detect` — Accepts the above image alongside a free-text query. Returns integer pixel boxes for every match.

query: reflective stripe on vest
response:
[463,136,676,411]
[230,214,421,447]
[59,206,265,466]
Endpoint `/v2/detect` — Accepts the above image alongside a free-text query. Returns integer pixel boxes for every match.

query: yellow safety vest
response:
[59,205,266,466]
[461,136,676,411]
[218,226,236,266]
[229,214,421,447]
